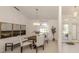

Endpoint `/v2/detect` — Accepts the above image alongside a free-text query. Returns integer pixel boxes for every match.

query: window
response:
[63,24,69,40]
[63,24,69,34]
[40,23,49,34]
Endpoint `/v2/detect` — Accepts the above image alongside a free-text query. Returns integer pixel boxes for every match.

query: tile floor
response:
[62,42,79,53]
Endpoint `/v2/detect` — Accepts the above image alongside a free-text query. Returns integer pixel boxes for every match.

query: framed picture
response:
[1,22,12,38]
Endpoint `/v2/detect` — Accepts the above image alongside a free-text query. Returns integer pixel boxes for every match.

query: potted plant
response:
[51,26,56,41]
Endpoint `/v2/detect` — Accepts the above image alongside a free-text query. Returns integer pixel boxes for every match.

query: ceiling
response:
[16,6,58,20]
[62,6,79,19]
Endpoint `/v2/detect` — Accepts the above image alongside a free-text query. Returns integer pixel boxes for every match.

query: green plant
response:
[51,26,56,41]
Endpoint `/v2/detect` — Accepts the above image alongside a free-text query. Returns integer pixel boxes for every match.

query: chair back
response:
[17,36,23,46]
[36,34,45,46]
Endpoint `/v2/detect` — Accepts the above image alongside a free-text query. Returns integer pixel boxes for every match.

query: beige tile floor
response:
[5,40,58,53]
[62,42,79,53]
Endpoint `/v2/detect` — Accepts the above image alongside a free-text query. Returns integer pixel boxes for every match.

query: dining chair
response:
[35,34,45,53]
[18,36,33,53]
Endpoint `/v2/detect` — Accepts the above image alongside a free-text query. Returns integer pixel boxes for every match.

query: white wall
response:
[0,7,28,52]
[26,19,58,40]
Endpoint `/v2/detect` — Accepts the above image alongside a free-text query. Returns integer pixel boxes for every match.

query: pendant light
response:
[73,6,78,17]
[33,8,40,26]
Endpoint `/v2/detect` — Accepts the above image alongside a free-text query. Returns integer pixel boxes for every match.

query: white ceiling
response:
[62,6,79,19]
[17,6,58,20]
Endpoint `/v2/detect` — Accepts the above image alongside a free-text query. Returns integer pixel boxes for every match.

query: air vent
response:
[13,7,20,12]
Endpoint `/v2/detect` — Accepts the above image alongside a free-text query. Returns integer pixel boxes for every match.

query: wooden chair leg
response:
[21,47,23,53]
[43,45,44,50]
[5,46,7,51]
[47,40,48,44]
[11,44,13,51]
[29,44,32,49]
[36,47,38,53]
